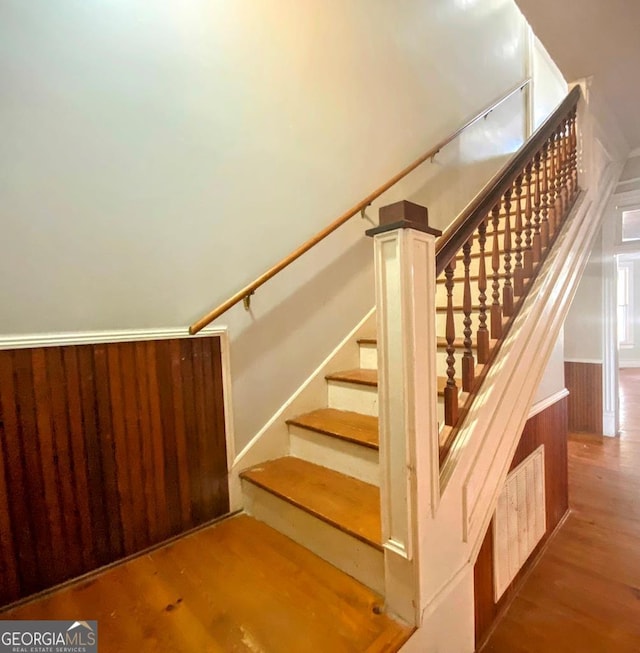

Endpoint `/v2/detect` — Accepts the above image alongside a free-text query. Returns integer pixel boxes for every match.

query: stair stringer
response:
[400,163,621,652]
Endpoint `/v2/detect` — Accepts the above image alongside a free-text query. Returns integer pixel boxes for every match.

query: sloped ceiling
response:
[516,0,640,157]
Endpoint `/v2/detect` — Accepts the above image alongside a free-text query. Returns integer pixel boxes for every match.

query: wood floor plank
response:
[241,456,382,548]
[482,368,640,652]
[287,408,379,449]
[1,515,410,653]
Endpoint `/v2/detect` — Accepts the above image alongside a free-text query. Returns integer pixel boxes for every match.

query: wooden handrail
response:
[435,85,581,275]
[190,78,532,334]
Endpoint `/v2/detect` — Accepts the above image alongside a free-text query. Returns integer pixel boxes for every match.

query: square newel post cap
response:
[366,200,442,237]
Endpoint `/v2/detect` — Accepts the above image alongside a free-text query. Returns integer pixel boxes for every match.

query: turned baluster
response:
[540,141,550,249]
[502,187,514,316]
[513,174,525,297]
[444,261,458,425]
[546,134,557,239]
[490,204,502,339]
[476,218,490,365]
[462,237,474,392]
[523,161,534,278]
[570,108,578,199]
[532,150,543,263]
[560,116,570,212]
[551,128,562,233]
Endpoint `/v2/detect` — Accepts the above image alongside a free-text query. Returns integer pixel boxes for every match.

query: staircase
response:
[238,123,573,600]
[186,81,622,650]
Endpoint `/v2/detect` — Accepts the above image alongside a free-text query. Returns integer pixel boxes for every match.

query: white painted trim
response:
[603,411,618,437]
[218,329,237,487]
[373,225,440,626]
[619,360,640,368]
[0,325,225,349]
[527,388,569,419]
[564,358,603,365]
[602,215,621,438]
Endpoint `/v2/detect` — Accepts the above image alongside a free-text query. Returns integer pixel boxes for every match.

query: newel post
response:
[366,201,441,625]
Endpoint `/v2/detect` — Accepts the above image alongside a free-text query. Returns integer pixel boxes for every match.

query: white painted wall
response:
[1,1,566,453]
[534,329,565,402]
[564,230,604,362]
[532,35,568,130]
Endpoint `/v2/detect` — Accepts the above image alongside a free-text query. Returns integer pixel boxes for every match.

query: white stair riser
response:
[327,380,378,417]
[242,481,384,594]
[358,342,377,369]
[289,425,380,486]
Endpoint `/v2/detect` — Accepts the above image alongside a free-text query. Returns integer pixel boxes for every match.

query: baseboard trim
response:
[619,360,640,368]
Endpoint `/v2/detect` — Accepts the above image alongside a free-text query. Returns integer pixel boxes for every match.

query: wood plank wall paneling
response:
[474,396,569,649]
[0,336,229,607]
[564,362,603,433]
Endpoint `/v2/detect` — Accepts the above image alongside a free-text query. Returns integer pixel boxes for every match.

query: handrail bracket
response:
[243,292,254,311]
[360,203,374,225]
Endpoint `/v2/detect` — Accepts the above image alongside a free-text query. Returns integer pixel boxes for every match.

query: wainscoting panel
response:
[0,336,229,606]
[564,361,603,433]
[474,396,568,648]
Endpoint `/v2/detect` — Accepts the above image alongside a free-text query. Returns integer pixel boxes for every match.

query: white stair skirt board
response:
[242,481,384,594]
[327,380,379,416]
[359,341,378,369]
[289,425,380,486]
[493,445,546,601]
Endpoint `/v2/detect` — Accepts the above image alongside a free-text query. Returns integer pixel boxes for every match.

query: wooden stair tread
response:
[240,457,382,549]
[287,408,379,450]
[357,337,377,346]
[326,368,378,387]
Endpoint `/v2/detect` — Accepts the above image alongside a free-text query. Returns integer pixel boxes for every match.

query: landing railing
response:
[434,85,580,459]
[189,79,531,335]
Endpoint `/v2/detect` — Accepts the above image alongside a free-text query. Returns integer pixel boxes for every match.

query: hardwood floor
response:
[0,515,411,652]
[481,368,640,652]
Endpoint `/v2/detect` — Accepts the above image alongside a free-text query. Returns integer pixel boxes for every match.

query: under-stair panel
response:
[493,445,546,601]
